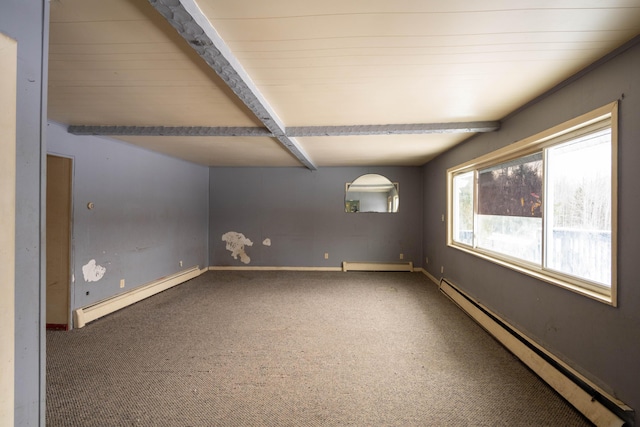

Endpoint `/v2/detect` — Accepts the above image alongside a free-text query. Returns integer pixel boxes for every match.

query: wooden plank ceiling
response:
[48,0,640,168]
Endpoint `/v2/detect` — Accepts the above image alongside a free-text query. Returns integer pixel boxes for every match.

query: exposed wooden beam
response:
[68,121,500,138]
[287,122,500,137]
[147,0,317,170]
[68,126,272,137]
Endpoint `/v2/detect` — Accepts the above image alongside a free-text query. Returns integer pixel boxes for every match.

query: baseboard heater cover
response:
[342,261,413,272]
[439,278,632,427]
[73,266,202,329]
[209,266,342,272]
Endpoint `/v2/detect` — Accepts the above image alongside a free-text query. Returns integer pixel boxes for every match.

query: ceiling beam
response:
[68,125,272,137]
[287,122,500,137]
[68,121,500,138]
[147,0,317,170]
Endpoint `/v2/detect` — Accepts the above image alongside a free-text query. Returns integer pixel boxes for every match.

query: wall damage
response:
[221,231,253,264]
[82,259,106,282]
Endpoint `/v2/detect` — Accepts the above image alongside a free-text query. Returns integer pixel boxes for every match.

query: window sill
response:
[448,242,615,306]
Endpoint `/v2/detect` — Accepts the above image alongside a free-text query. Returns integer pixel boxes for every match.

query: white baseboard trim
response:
[209,265,427,274]
[342,261,413,272]
[439,278,631,427]
[208,266,343,272]
[73,266,203,328]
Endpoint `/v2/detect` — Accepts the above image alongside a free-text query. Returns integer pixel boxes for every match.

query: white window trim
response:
[447,101,618,306]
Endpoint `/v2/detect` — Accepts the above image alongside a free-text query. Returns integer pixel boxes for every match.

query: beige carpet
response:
[47,271,592,426]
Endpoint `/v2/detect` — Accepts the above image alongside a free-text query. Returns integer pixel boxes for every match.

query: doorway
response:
[46,155,73,330]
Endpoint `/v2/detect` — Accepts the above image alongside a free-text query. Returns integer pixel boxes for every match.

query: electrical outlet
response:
[399,253,404,260]
[426,257,429,264]
[324,252,329,259]
[441,214,445,222]
[179,260,183,267]
[120,279,125,288]
[440,266,444,274]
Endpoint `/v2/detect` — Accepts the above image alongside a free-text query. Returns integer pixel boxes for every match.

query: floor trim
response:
[439,277,632,426]
[208,266,343,272]
[73,266,202,328]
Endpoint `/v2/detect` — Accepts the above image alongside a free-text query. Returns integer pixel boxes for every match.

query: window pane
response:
[476,215,542,264]
[545,129,611,287]
[477,153,543,263]
[452,172,474,245]
[478,152,543,217]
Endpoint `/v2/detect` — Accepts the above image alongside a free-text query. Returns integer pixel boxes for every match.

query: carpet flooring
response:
[47,271,592,426]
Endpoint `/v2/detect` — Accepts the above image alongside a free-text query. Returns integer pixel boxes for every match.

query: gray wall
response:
[47,122,210,310]
[210,167,422,268]
[2,0,48,424]
[422,42,640,416]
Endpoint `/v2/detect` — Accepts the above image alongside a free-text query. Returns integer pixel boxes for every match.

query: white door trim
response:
[0,32,17,425]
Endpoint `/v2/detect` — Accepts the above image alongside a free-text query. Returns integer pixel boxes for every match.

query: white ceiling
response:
[48,0,640,168]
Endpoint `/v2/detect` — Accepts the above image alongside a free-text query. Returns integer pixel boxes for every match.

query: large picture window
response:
[447,103,617,305]
[476,152,543,264]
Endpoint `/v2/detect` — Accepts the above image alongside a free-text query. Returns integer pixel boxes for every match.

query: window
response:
[476,152,543,264]
[452,171,473,246]
[447,103,617,305]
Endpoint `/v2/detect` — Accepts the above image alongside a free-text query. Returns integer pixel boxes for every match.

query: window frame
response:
[446,102,618,306]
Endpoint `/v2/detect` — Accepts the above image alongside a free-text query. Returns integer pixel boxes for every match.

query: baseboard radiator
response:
[342,261,413,272]
[439,278,632,427]
[73,266,202,329]
[209,266,342,272]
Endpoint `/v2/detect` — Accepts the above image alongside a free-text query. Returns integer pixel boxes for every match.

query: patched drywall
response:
[82,259,106,282]
[222,231,253,264]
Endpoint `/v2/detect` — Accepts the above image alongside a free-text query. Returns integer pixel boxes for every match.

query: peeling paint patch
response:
[222,232,253,264]
[262,238,271,246]
[82,259,106,282]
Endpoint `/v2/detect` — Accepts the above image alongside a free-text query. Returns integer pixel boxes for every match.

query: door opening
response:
[46,155,72,330]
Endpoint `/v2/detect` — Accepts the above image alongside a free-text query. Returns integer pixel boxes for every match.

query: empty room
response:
[3,0,640,425]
